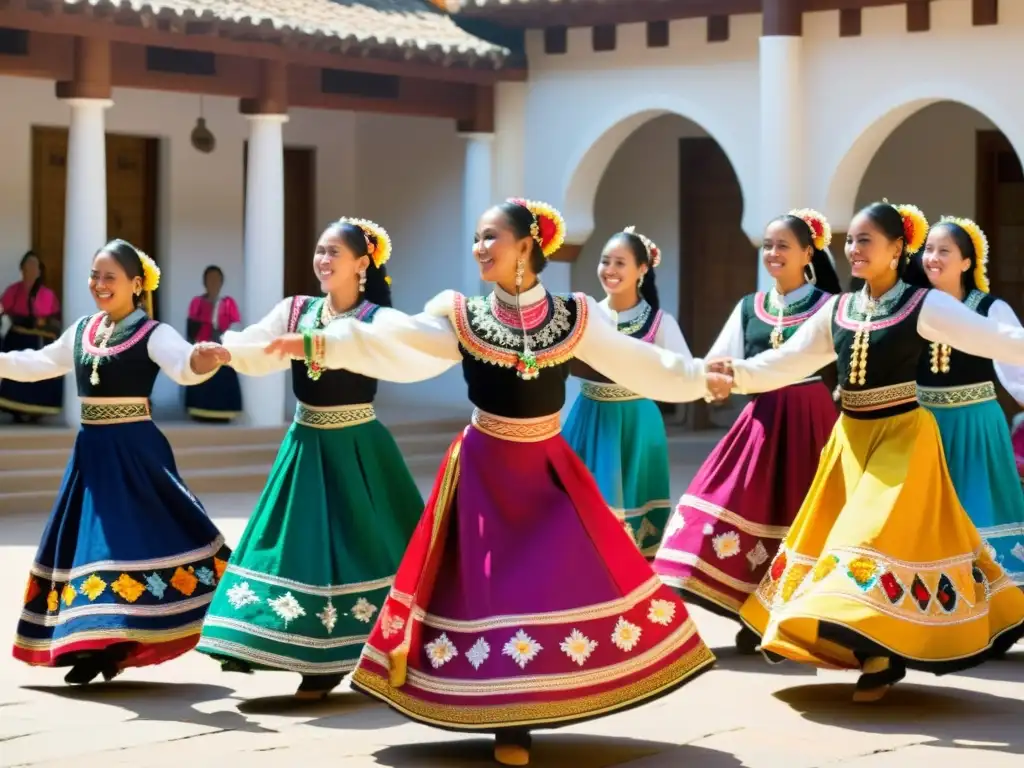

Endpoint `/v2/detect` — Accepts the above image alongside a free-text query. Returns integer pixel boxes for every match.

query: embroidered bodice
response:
[572,300,662,384]
[74,310,161,397]
[451,283,587,418]
[741,285,831,358]
[287,296,381,406]
[917,290,997,388]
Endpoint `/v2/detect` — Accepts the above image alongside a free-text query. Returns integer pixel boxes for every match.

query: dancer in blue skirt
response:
[564,227,690,556]
[6,239,231,684]
[916,217,1024,585]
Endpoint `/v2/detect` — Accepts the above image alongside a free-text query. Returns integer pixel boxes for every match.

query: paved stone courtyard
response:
[1,482,1022,767]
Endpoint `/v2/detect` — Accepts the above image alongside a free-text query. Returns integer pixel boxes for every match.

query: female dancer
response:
[197,219,425,699]
[255,199,728,766]
[720,202,1024,702]
[0,251,63,420]
[653,210,840,653]
[564,227,690,556]
[7,239,230,685]
[184,265,243,422]
[916,217,1024,585]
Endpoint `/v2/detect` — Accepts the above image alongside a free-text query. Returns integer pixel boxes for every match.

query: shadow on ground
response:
[775,682,1024,755]
[22,681,275,734]
[370,733,742,768]
[239,688,404,731]
[709,646,816,676]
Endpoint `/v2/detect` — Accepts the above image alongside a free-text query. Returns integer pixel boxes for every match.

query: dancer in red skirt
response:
[256,199,730,766]
[653,210,841,653]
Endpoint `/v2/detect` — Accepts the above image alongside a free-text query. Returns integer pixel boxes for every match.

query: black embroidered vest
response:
[74,313,161,397]
[740,287,832,359]
[916,290,997,389]
[286,296,381,406]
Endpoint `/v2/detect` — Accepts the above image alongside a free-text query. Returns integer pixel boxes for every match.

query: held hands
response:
[264,333,305,360]
[704,358,735,402]
[189,342,231,375]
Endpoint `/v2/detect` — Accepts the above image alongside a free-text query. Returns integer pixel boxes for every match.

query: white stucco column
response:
[62,97,112,426]
[241,113,288,426]
[460,132,494,296]
[759,35,804,292]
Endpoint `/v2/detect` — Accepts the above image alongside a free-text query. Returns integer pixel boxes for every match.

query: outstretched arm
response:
[0,322,77,381]
[987,300,1024,405]
[729,296,839,394]
[918,290,1024,366]
[147,325,222,386]
[220,298,293,377]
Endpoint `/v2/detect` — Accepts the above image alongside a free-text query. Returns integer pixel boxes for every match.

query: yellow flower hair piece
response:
[136,250,161,293]
[339,217,392,269]
[891,202,929,255]
[939,215,990,293]
[622,226,661,268]
[508,198,566,258]
[788,208,832,251]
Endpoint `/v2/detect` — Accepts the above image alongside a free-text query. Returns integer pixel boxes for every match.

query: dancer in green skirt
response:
[197,218,424,699]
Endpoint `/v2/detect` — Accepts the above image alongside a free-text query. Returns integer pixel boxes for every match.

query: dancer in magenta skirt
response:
[251,199,730,766]
[653,210,841,653]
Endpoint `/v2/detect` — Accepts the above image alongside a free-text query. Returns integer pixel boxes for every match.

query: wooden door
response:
[31,127,159,316]
[976,130,1024,417]
[678,138,757,429]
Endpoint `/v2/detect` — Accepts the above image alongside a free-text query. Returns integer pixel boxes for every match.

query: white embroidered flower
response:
[380,609,405,639]
[350,597,378,623]
[317,600,338,634]
[647,599,676,626]
[268,592,306,627]
[712,531,742,560]
[746,541,769,571]
[424,633,458,669]
[560,629,597,666]
[226,581,259,610]
[1012,542,1024,563]
[702,522,715,535]
[502,629,542,669]
[465,637,491,670]
[664,515,685,539]
[611,616,642,652]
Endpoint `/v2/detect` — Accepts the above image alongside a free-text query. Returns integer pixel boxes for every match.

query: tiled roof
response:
[60,1,510,66]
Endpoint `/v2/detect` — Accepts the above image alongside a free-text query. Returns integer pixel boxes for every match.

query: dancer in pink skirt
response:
[653,210,841,653]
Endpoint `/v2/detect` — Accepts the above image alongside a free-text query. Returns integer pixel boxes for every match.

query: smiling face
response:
[313,227,369,295]
[597,238,645,299]
[473,206,535,286]
[762,219,811,286]
[845,211,904,282]
[90,251,141,317]
[921,225,971,294]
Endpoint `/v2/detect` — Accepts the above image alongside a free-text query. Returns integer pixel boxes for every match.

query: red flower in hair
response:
[902,216,915,245]
[809,219,823,238]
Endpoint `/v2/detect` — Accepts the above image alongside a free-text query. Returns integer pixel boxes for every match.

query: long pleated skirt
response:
[184,365,242,422]
[739,407,1024,673]
[351,410,715,732]
[14,416,229,670]
[563,384,671,556]
[197,405,424,675]
[0,326,63,416]
[654,380,837,619]
[923,387,1024,587]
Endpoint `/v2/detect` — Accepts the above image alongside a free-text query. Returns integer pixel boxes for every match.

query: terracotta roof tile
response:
[63,1,509,65]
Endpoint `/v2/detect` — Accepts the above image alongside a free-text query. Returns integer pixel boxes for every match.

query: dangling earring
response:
[638,274,645,289]
[804,261,817,285]
[358,269,367,293]
[515,259,525,288]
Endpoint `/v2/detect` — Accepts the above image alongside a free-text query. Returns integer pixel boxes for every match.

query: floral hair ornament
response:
[136,250,161,293]
[788,209,832,251]
[939,216,990,293]
[884,200,929,255]
[338,217,392,269]
[623,226,661,268]
[507,198,566,258]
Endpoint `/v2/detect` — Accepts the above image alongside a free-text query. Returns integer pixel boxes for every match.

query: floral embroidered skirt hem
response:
[738,408,1024,674]
[653,382,837,620]
[926,399,1024,586]
[196,419,423,675]
[563,394,672,558]
[13,420,230,669]
[0,327,63,415]
[184,365,242,422]
[350,425,716,732]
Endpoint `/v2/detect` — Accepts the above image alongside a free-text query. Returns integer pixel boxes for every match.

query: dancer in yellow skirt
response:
[717,201,1024,702]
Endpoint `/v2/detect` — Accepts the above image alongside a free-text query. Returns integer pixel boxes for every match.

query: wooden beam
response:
[839,8,862,36]
[544,26,567,55]
[460,0,760,29]
[239,58,287,115]
[0,6,520,84]
[646,20,669,48]
[972,0,998,26]
[54,34,110,99]
[763,0,801,36]
[906,0,930,32]
[707,16,729,43]
[456,84,495,132]
[592,24,616,52]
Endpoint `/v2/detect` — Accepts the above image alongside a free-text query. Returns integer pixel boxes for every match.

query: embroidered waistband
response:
[295,402,376,429]
[839,382,917,412]
[471,408,560,443]
[80,398,151,425]
[917,381,997,408]
[581,381,642,402]
[10,325,58,340]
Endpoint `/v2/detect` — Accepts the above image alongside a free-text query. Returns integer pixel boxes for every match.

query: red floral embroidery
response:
[770,551,787,582]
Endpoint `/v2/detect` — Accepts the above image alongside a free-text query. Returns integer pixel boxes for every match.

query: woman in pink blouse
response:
[0,251,63,421]
[184,266,242,421]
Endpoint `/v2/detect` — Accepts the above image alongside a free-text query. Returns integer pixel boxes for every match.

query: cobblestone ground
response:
[2,474,1022,767]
